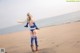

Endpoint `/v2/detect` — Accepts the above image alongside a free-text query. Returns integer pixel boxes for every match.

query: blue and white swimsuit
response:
[24,22,39,47]
[24,22,39,32]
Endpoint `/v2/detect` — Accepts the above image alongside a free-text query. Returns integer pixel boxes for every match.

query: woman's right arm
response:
[17,18,27,24]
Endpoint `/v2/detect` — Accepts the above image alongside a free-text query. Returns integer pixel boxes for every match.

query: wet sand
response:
[0,22,80,53]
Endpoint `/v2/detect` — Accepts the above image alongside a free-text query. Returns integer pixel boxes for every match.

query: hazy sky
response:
[0,0,80,29]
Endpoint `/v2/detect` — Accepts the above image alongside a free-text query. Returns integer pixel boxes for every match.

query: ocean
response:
[0,11,80,34]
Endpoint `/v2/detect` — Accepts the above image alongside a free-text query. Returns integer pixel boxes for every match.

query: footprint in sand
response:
[77,41,80,43]
[56,45,60,47]
[73,41,80,48]
[51,42,55,44]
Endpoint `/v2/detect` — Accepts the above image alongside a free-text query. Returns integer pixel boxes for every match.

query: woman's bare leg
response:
[30,31,35,52]
[33,30,38,51]
[30,30,38,52]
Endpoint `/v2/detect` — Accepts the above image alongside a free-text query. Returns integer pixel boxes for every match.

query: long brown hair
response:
[27,13,31,22]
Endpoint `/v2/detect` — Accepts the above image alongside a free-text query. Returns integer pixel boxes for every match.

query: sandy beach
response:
[0,22,80,53]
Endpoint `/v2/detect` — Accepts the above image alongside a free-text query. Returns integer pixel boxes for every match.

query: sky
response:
[0,0,80,29]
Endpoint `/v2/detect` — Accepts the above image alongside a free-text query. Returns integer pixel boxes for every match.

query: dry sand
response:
[0,22,80,53]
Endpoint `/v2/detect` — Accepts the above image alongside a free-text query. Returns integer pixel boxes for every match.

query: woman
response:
[18,13,39,52]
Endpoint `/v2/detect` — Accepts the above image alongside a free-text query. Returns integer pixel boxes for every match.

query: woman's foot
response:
[31,45,35,52]
[32,49,35,52]
[36,47,39,51]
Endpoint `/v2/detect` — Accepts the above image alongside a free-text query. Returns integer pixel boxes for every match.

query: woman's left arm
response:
[34,22,39,30]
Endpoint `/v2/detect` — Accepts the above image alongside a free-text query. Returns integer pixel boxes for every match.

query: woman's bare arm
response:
[17,18,27,24]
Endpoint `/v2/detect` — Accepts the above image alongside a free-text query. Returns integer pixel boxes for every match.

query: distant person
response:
[17,13,39,52]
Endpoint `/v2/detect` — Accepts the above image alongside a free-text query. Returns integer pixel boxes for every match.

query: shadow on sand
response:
[26,47,56,53]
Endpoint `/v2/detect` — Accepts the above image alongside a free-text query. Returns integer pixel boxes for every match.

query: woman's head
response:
[27,13,31,22]
[27,13,30,16]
